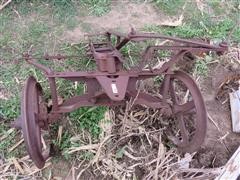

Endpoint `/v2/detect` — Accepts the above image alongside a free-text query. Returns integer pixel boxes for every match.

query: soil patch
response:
[62,1,171,43]
[195,56,240,168]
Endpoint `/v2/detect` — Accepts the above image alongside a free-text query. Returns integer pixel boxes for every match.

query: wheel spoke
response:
[177,116,189,146]
[173,100,195,114]
[160,75,171,99]
[169,80,177,104]
[164,71,207,153]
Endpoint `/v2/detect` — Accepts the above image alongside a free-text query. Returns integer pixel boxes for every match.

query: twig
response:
[77,163,91,179]
[207,113,221,132]
[146,150,176,179]
[9,139,24,152]
[92,135,113,164]
[67,144,99,154]
[12,157,24,174]
[41,135,47,150]
[28,162,51,175]
[0,128,15,141]
[123,150,145,161]
[218,132,231,154]
[154,135,165,180]
[57,125,63,145]
[0,0,11,11]
[176,167,222,174]
[12,8,21,19]
[109,129,164,153]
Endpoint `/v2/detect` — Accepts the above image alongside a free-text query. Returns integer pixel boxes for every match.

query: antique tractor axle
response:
[13,29,227,168]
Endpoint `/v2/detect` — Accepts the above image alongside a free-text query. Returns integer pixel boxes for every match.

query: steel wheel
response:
[165,71,207,152]
[20,76,49,168]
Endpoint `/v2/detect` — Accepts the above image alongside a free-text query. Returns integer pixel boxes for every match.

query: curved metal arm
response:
[23,53,53,75]
[106,30,228,53]
[129,33,220,49]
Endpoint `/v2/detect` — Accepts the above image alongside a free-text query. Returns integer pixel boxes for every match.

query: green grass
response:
[0,123,20,158]
[144,18,239,41]
[152,0,185,16]
[193,55,213,76]
[81,0,111,16]
[0,133,16,156]
[69,107,107,138]
[0,97,20,119]
[0,0,110,160]
[53,130,72,151]
[50,106,107,160]
[150,0,240,41]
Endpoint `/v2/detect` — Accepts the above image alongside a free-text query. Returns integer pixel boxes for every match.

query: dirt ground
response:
[192,61,240,168]
[62,1,177,43]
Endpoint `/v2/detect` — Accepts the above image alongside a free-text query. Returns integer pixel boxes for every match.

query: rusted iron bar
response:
[13,29,228,168]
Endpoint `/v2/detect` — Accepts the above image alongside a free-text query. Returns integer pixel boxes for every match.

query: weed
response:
[53,130,72,151]
[152,0,185,16]
[143,24,204,38]
[116,145,127,159]
[23,21,49,44]
[144,18,239,42]
[154,75,164,85]
[207,0,231,16]
[81,0,111,16]
[208,19,235,40]
[120,42,141,68]
[194,60,208,76]
[52,0,78,26]
[79,151,95,160]
[0,97,20,119]
[0,123,17,158]
[193,55,213,76]
[146,0,239,42]
[0,0,110,166]
[69,107,107,138]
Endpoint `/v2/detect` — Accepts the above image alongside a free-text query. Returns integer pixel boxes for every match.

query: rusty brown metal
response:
[13,76,49,168]
[168,71,207,153]
[13,29,228,168]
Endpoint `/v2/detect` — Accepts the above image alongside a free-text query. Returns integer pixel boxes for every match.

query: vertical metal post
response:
[48,77,58,111]
[161,75,171,103]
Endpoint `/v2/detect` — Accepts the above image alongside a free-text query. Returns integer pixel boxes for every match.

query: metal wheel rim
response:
[21,76,48,168]
[169,71,207,153]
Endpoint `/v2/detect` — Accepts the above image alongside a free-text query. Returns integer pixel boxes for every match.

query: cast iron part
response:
[13,29,228,168]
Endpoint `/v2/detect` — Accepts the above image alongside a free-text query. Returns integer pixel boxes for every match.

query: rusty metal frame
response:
[23,30,227,117]
[14,29,228,168]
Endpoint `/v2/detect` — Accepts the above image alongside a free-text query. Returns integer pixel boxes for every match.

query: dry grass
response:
[60,100,223,179]
[0,155,51,179]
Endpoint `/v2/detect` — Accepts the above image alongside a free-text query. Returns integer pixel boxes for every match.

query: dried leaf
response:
[116,146,127,159]
[159,14,184,27]
[177,153,193,169]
